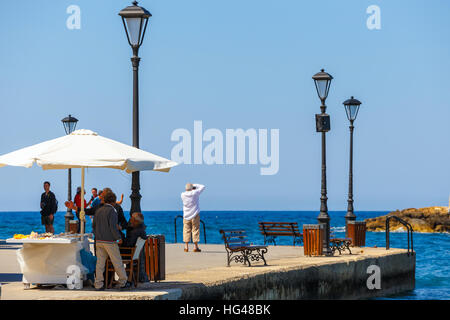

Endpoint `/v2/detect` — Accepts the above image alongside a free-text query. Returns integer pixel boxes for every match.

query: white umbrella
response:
[0,129,178,233]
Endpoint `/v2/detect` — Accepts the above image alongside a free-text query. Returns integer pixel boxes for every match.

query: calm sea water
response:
[1,210,448,300]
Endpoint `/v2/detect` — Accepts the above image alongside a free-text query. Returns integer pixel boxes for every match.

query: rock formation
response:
[365,206,450,233]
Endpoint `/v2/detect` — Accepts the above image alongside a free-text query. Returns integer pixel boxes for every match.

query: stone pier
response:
[0,243,415,300]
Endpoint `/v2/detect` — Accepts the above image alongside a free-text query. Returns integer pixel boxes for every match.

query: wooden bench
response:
[259,222,303,246]
[219,230,268,267]
[330,237,352,255]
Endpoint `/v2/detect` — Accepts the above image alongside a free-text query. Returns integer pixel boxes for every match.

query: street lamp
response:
[312,69,333,256]
[61,114,78,232]
[119,1,152,214]
[343,96,362,233]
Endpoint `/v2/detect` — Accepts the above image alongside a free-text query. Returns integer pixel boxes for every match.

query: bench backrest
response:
[220,230,250,249]
[259,222,301,236]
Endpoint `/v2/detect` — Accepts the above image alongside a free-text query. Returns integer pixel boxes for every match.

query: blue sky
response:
[0,0,449,212]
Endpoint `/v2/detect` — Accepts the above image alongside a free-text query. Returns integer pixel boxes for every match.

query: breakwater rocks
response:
[365,206,450,233]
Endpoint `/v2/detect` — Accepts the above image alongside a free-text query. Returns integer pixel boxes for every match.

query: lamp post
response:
[61,114,78,232]
[312,69,333,256]
[343,96,362,234]
[119,1,152,214]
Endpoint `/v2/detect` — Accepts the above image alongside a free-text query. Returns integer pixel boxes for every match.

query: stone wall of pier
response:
[175,251,415,300]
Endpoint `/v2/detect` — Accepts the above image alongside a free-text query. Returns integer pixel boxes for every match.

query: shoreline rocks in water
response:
[365,206,450,233]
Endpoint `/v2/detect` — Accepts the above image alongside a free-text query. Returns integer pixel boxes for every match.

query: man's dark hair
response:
[103,187,112,194]
[92,188,97,192]
[43,181,50,186]
[103,190,117,204]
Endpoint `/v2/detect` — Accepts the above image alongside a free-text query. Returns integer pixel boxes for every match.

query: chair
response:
[105,237,146,288]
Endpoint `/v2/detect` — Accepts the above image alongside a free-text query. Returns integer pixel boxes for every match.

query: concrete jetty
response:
[0,242,415,300]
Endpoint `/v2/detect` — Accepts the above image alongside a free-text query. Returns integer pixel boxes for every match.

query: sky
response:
[0,0,449,212]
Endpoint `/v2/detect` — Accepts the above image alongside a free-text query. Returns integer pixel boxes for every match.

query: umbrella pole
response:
[80,167,86,235]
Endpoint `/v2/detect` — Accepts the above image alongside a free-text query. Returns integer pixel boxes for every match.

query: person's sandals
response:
[184,248,189,252]
[193,248,201,252]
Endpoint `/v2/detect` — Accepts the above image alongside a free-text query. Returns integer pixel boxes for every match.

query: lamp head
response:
[119,1,152,49]
[312,69,333,102]
[61,114,78,135]
[343,96,362,122]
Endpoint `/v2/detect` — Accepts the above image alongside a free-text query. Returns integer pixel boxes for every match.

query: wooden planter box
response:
[145,235,166,282]
[346,221,366,247]
[303,224,324,256]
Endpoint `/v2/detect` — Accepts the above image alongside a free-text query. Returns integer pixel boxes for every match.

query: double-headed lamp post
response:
[61,114,78,232]
[312,69,333,256]
[119,1,152,214]
[343,96,362,232]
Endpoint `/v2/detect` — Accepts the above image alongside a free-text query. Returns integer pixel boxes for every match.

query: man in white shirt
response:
[181,183,206,252]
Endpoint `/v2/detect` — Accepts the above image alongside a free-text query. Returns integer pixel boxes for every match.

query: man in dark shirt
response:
[40,181,57,234]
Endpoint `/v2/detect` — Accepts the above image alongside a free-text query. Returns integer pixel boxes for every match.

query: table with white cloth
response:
[6,233,93,288]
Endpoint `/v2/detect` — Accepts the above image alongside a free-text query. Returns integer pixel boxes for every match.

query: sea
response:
[0,210,448,300]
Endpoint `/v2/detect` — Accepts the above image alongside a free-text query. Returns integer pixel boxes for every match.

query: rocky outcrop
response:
[365,206,450,233]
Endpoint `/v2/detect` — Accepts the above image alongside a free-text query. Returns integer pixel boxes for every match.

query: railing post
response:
[407,224,410,255]
[386,217,390,250]
[174,216,178,243]
[200,220,207,244]
[386,216,414,255]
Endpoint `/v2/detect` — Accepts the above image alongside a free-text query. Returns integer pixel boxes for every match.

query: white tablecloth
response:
[7,235,91,285]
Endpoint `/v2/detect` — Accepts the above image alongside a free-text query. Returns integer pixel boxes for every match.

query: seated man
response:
[122,212,147,247]
[121,212,149,283]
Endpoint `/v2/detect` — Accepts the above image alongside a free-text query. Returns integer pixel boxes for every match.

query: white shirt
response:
[181,184,205,220]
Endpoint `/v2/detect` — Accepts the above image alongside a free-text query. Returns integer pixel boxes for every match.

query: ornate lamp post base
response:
[64,210,74,232]
[318,214,332,256]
